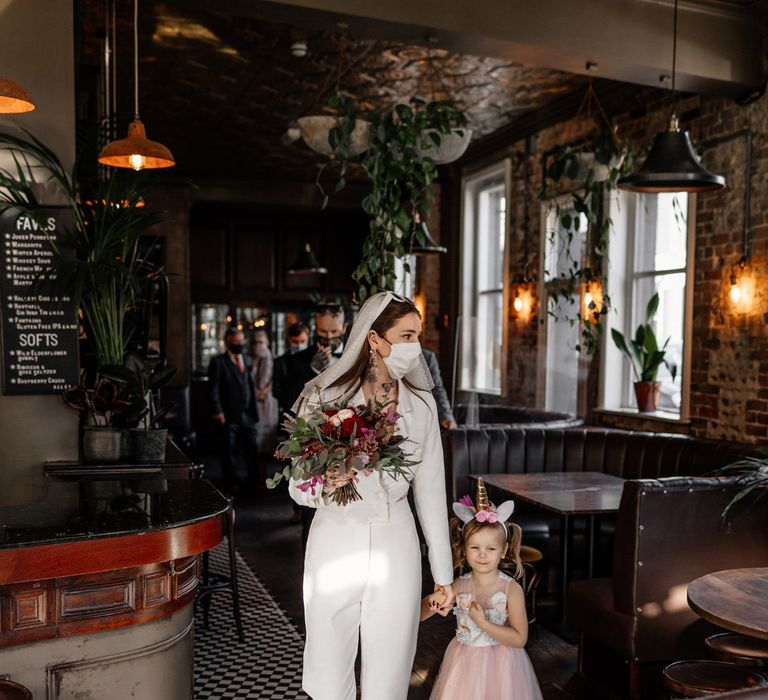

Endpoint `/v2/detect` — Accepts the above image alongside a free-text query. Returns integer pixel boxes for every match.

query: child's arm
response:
[467,580,528,648]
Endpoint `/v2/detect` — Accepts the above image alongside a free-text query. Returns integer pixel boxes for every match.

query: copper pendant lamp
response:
[618,0,724,193]
[0,77,35,114]
[98,0,174,170]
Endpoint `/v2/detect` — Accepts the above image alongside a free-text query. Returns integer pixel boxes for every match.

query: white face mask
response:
[289,342,308,354]
[380,339,422,380]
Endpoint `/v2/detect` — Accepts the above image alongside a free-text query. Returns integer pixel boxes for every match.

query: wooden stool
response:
[663,660,768,698]
[706,633,768,668]
[195,497,245,642]
[0,680,32,700]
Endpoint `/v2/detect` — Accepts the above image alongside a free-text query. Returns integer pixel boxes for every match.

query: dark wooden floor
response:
[224,476,583,700]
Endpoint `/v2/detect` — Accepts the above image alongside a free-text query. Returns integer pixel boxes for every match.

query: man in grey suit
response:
[422,348,457,429]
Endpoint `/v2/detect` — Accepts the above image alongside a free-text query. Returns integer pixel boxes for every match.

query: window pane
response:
[628,272,685,411]
[477,184,505,291]
[545,205,587,280]
[545,295,580,413]
[635,193,688,274]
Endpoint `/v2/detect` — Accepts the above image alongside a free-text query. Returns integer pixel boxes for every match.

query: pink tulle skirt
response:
[429,639,543,700]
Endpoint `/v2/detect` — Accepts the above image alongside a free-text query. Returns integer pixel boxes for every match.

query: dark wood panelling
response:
[143,571,171,608]
[191,227,227,288]
[172,556,199,599]
[234,229,275,290]
[10,589,47,630]
[59,581,136,620]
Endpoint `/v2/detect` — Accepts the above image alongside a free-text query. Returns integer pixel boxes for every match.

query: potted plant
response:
[611,292,677,412]
[315,96,468,300]
[101,353,177,463]
[62,379,140,462]
[712,449,768,521]
[0,130,162,367]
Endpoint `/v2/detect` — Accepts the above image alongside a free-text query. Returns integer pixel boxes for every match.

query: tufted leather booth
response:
[443,426,749,503]
[568,476,768,699]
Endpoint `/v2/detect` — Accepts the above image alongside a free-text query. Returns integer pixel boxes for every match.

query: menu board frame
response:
[0,206,79,394]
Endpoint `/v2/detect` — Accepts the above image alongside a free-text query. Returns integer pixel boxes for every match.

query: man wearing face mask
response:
[208,328,259,494]
[272,304,348,541]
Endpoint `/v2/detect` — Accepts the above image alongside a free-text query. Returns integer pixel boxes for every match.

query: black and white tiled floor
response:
[194,543,309,700]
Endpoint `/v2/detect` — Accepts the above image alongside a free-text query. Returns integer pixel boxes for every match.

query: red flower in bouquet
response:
[266,398,419,506]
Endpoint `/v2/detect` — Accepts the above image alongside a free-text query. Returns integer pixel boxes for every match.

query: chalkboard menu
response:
[0,207,79,394]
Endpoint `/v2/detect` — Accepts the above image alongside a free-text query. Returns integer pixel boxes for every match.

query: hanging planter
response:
[418,127,473,164]
[297,116,372,156]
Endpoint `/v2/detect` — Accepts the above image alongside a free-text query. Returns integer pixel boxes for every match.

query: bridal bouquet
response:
[267,400,419,506]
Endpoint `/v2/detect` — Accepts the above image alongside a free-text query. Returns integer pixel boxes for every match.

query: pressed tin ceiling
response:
[77,1,664,181]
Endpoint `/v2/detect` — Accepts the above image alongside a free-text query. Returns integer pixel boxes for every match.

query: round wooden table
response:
[687,568,768,640]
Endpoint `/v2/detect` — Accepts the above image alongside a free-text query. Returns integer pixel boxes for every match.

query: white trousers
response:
[302,500,422,700]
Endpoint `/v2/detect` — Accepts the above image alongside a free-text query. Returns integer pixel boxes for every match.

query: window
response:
[602,191,693,416]
[538,198,589,414]
[459,162,510,395]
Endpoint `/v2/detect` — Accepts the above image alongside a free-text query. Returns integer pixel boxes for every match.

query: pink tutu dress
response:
[429,571,543,700]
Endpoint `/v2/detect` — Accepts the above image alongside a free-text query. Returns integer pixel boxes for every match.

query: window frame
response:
[458,159,512,396]
[600,190,696,420]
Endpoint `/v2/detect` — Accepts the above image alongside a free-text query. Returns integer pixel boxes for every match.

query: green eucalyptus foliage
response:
[0,130,160,367]
[610,292,676,383]
[318,95,467,301]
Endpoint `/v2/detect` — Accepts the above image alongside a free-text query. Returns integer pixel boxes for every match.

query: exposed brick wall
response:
[455,87,768,444]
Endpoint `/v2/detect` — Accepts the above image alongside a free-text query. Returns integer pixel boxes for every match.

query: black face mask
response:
[228,343,245,355]
[316,335,343,351]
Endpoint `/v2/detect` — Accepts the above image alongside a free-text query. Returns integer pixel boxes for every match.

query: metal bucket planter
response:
[129,428,168,463]
[82,426,124,464]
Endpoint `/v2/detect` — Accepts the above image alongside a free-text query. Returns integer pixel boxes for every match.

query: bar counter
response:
[0,473,228,698]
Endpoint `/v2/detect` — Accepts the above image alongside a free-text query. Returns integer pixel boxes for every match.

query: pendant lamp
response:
[287,243,328,275]
[0,77,35,113]
[618,0,724,193]
[98,0,174,170]
[412,220,447,255]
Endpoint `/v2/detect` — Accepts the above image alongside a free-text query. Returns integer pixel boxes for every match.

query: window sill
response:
[593,407,692,435]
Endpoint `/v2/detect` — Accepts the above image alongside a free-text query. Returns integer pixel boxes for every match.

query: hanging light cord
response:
[671,0,678,95]
[133,0,139,120]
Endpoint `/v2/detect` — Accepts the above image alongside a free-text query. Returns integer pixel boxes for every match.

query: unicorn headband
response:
[452,478,515,538]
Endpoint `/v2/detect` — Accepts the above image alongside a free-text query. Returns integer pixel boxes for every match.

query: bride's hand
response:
[433,584,455,616]
[322,466,357,494]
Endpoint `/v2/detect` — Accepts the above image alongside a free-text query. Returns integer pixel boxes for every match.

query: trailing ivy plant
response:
[539,132,634,354]
[317,96,467,300]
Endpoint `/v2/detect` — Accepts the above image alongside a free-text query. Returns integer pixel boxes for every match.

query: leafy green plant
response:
[318,96,467,300]
[0,131,161,367]
[611,292,676,383]
[540,133,634,354]
[100,353,177,429]
[711,449,768,521]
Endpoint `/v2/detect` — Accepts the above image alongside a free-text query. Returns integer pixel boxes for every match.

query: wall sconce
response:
[583,279,604,321]
[511,275,534,321]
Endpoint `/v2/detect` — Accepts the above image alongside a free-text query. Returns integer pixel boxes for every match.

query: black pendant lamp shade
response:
[618,116,725,193]
[412,221,447,255]
[288,243,328,275]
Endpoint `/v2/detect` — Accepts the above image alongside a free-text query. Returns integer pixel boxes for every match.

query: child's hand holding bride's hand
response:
[426,591,446,613]
[432,584,456,617]
[468,601,487,626]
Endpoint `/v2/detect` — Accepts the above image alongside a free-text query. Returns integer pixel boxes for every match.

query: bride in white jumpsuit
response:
[289,291,455,700]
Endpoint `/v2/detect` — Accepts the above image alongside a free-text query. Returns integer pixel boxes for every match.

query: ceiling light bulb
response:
[584,292,594,308]
[730,274,741,304]
[290,39,308,58]
[513,296,523,312]
[129,153,145,171]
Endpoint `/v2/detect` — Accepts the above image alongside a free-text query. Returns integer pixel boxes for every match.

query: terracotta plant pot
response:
[634,381,661,413]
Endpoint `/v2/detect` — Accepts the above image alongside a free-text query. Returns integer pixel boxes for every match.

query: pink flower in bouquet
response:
[296,475,325,496]
[330,408,355,427]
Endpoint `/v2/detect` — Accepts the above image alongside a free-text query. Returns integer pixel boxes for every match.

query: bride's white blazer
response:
[288,379,454,586]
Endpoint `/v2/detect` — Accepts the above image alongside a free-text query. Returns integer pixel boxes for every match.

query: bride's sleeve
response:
[412,394,454,586]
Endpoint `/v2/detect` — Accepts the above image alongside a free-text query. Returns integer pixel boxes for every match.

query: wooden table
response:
[688,568,768,640]
[471,472,625,618]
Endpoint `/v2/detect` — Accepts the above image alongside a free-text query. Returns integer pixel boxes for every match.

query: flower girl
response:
[421,478,543,700]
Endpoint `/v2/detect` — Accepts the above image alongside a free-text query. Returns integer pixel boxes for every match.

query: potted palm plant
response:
[101,353,177,463]
[611,292,677,412]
